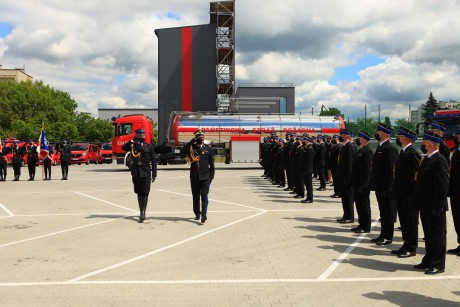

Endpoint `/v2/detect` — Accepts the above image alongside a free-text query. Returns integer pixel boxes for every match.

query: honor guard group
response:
[260,122,460,275]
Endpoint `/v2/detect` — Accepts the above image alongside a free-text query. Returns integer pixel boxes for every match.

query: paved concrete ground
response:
[0,163,459,306]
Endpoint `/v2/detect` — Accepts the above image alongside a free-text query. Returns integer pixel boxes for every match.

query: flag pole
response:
[41,122,44,180]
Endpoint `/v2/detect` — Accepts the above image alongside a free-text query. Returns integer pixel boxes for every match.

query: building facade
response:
[98,108,158,123]
[0,65,33,82]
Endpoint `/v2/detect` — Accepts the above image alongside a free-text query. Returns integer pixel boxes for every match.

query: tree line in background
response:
[0,80,113,143]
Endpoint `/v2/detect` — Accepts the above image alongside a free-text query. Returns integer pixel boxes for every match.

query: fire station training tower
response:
[210,1,235,113]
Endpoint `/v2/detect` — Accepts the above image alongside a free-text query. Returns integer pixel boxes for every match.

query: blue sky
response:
[0,22,12,38]
[328,55,385,85]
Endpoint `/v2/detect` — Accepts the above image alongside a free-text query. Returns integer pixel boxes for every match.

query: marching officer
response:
[0,140,7,181]
[329,135,343,198]
[292,136,305,199]
[369,123,399,245]
[43,145,54,180]
[431,122,450,162]
[412,131,449,274]
[391,126,421,257]
[26,139,39,181]
[337,129,356,223]
[315,135,327,191]
[275,139,286,188]
[349,130,373,233]
[300,135,315,203]
[181,131,215,223]
[12,141,25,181]
[57,138,72,180]
[122,129,157,223]
[447,129,460,256]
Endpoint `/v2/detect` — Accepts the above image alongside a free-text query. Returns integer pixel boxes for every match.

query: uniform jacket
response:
[12,146,24,165]
[0,147,7,164]
[369,140,398,191]
[449,148,460,198]
[412,151,449,212]
[315,142,327,167]
[391,144,421,201]
[122,141,157,178]
[338,141,357,183]
[58,144,72,162]
[27,145,39,164]
[329,143,343,171]
[439,141,450,163]
[182,141,215,181]
[299,144,315,174]
[349,144,373,189]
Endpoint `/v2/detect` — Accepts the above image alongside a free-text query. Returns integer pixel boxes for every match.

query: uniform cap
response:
[272,135,279,140]
[431,122,447,132]
[339,129,353,136]
[423,130,442,143]
[136,129,146,135]
[377,123,394,135]
[304,136,313,142]
[358,130,372,141]
[317,135,324,140]
[454,129,460,136]
[296,136,303,141]
[333,134,339,139]
[194,130,204,137]
[396,126,418,142]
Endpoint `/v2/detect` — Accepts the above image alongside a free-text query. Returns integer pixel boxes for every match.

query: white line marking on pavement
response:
[0,215,132,249]
[74,192,137,213]
[156,189,265,211]
[69,210,267,282]
[1,275,460,287]
[317,218,380,281]
[0,202,14,216]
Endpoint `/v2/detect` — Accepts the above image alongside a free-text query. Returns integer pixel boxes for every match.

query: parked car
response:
[98,143,113,164]
[70,143,99,165]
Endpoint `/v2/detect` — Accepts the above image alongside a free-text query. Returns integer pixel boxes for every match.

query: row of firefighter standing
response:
[261,122,460,275]
[0,138,72,181]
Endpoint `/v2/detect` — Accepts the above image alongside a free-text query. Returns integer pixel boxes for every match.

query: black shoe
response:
[61,178,65,180]
[316,187,326,191]
[331,195,341,198]
[44,177,48,181]
[351,226,361,231]
[424,268,444,275]
[376,239,392,245]
[391,248,404,255]
[283,188,292,191]
[277,185,285,188]
[370,237,383,243]
[201,216,207,223]
[301,199,313,203]
[289,191,297,194]
[336,218,345,222]
[447,246,460,254]
[398,251,416,258]
[64,177,68,180]
[414,263,429,270]
[355,229,370,234]
[339,219,353,224]
[330,194,337,198]
[28,178,33,181]
[292,195,302,198]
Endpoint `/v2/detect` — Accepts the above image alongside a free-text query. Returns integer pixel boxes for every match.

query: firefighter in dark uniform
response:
[284,133,296,192]
[43,145,54,180]
[57,138,72,180]
[431,122,450,162]
[412,131,449,274]
[300,135,315,203]
[337,129,356,223]
[447,129,460,256]
[122,129,157,223]
[12,141,25,181]
[0,139,7,181]
[292,136,305,199]
[275,139,286,188]
[26,139,39,181]
[369,123,399,245]
[329,135,342,198]
[391,126,421,258]
[350,130,373,233]
[181,131,215,223]
[315,135,327,191]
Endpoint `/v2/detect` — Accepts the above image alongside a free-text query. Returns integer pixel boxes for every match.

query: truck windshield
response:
[117,124,132,136]
[101,144,112,150]
[71,145,89,151]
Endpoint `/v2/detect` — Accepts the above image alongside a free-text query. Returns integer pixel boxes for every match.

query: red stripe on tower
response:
[182,27,193,112]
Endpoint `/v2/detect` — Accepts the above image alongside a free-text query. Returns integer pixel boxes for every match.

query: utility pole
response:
[378,104,381,123]
[409,105,411,122]
[311,107,313,115]
[364,104,367,130]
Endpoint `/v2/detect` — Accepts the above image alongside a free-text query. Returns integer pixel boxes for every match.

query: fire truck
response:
[112,112,345,167]
[420,109,460,148]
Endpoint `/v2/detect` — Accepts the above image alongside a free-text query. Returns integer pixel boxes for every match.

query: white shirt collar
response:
[379,139,388,146]
[428,150,439,158]
[402,143,412,152]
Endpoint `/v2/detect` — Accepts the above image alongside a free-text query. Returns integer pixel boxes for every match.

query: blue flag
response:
[38,129,49,158]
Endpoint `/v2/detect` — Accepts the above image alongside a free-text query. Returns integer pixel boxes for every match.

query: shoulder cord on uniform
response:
[189,145,200,164]
[131,143,141,159]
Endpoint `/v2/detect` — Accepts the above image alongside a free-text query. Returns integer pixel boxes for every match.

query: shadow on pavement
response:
[363,291,460,306]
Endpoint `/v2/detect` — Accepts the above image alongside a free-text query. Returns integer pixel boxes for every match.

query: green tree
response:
[394,118,416,131]
[421,92,439,119]
[85,118,113,142]
[320,106,344,118]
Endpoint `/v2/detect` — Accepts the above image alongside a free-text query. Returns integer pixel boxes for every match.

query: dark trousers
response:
[375,190,396,240]
[0,162,6,180]
[277,167,285,186]
[12,162,21,179]
[318,166,326,188]
[303,173,313,200]
[286,168,294,189]
[61,161,69,179]
[354,187,371,231]
[397,199,418,251]
[28,162,36,179]
[420,210,446,269]
[294,170,304,197]
[340,183,354,220]
[44,160,52,179]
[331,169,341,196]
[450,195,460,244]
[191,178,210,217]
